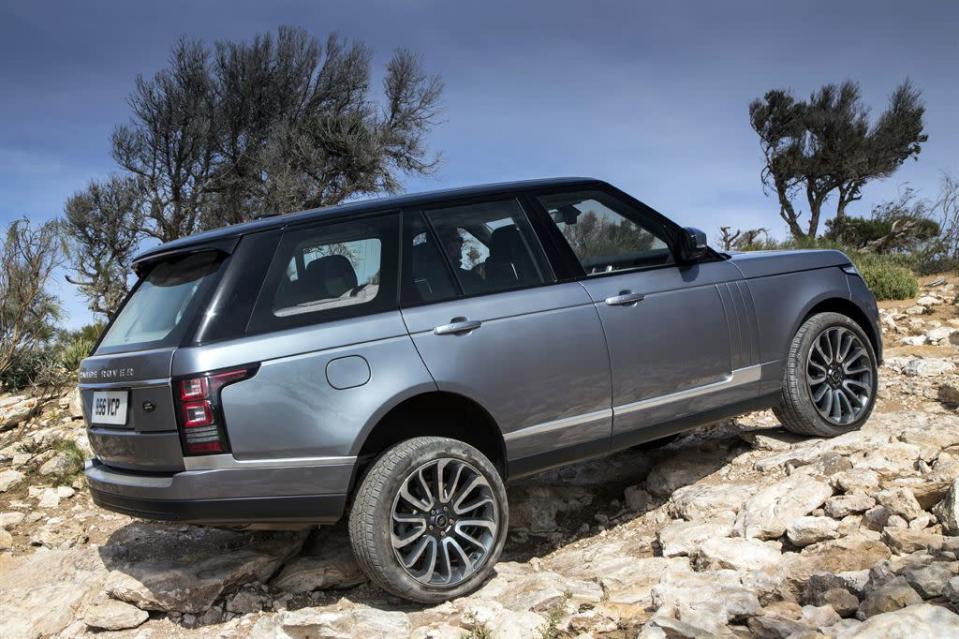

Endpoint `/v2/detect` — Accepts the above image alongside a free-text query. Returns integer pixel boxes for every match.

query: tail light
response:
[173,365,258,455]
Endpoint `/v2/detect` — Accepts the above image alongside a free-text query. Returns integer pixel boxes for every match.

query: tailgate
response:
[80,347,184,472]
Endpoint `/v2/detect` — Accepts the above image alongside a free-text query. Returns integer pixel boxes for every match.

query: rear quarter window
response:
[247,214,400,333]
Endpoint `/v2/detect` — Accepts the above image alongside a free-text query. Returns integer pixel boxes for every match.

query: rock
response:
[36,488,60,508]
[842,603,959,637]
[694,537,782,572]
[900,563,954,598]
[747,602,810,638]
[734,474,833,539]
[509,484,593,532]
[0,396,38,430]
[624,485,652,512]
[644,614,715,639]
[651,569,761,623]
[646,454,721,498]
[787,516,841,547]
[939,384,959,406]
[39,452,83,477]
[824,588,860,618]
[825,494,876,518]
[669,483,753,522]
[0,528,13,550]
[856,577,922,619]
[902,358,955,377]
[944,576,959,603]
[908,512,935,530]
[882,529,944,554]
[875,488,923,521]
[261,604,413,638]
[932,478,959,534]
[798,535,892,574]
[225,588,270,614]
[886,514,908,529]
[0,469,24,493]
[658,520,733,557]
[802,603,842,629]
[83,599,149,631]
[68,387,84,419]
[925,327,955,343]
[102,524,307,613]
[271,530,365,593]
[833,469,880,494]
[0,511,24,529]
[862,506,892,531]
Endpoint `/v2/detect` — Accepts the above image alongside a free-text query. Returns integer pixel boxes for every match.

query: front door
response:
[398,199,613,476]
[532,188,757,443]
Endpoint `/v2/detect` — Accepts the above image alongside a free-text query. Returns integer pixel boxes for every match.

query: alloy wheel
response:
[806,326,873,425]
[390,458,498,587]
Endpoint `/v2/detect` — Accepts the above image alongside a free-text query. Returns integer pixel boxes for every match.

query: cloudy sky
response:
[2,0,957,328]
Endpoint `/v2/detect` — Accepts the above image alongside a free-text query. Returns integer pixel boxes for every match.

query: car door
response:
[399,198,613,476]
[531,187,759,446]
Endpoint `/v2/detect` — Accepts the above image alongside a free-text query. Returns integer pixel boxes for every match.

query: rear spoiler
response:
[132,237,240,277]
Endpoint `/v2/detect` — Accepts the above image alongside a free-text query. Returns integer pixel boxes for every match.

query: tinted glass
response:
[403,213,459,305]
[249,215,399,331]
[424,199,553,296]
[99,251,223,351]
[537,190,673,274]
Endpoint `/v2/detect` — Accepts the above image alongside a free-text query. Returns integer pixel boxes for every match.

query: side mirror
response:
[679,227,708,263]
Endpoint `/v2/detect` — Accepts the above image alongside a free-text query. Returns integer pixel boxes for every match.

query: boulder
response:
[39,452,83,477]
[669,483,753,522]
[0,469,24,493]
[856,577,922,619]
[646,453,723,498]
[932,477,959,534]
[509,484,593,532]
[624,485,652,512]
[693,537,782,572]
[901,358,955,377]
[786,516,841,547]
[658,519,733,557]
[900,563,954,598]
[734,474,833,539]
[875,488,923,521]
[799,535,892,574]
[270,529,365,593]
[843,604,959,637]
[825,493,876,519]
[256,604,413,638]
[83,599,149,631]
[882,529,943,554]
[102,524,307,613]
[651,569,761,623]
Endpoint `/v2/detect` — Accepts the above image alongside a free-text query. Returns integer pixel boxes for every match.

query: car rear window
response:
[98,251,224,353]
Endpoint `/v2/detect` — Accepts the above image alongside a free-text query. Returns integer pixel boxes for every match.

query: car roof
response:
[133,176,603,264]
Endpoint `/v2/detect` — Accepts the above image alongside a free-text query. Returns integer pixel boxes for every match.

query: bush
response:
[60,336,95,374]
[852,253,919,300]
[0,347,61,391]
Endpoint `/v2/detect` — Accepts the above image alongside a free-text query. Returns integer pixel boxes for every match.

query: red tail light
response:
[173,365,258,455]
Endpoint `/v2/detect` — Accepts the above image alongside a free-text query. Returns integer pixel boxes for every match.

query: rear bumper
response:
[85,455,354,525]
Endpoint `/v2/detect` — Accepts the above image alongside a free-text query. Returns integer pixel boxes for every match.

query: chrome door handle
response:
[605,291,646,306]
[433,319,483,335]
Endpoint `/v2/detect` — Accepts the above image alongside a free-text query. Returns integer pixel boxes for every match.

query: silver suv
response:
[81,178,881,602]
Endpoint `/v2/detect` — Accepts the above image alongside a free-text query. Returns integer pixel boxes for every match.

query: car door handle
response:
[433,319,483,335]
[605,291,646,306]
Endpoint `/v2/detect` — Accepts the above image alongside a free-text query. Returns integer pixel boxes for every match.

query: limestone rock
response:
[0,469,24,493]
[669,483,753,522]
[875,488,923,521]
[843,604,959,637]
[734,474,833,539]
[825,493,876,519]
[84,599,149,631]
[932,477,959,534]
[693,537,782,572]
[900,563,954,598]
[39,452,83,477]
[658,519,732,557]
[786,516,841,547]
[882,528,943,554]
[856,577,922,619]
[624,484,652,512]
[646,454,722,498]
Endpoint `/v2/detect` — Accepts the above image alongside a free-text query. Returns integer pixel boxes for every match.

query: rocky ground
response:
[3,276,959,638]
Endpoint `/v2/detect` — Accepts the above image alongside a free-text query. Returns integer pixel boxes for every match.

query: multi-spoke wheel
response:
[349,437,508,603]
[775,312,878,437]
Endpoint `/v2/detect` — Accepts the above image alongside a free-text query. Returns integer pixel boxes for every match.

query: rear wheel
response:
[775,312,878,437]
[348,436,508,603]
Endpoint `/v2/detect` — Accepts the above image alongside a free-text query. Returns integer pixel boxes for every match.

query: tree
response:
[749,80,926,239]
[63,176,145,316]
[0,219,62,382]
[112,26,443,242]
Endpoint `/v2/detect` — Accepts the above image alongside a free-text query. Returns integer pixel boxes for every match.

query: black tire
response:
[348,436,508,604]
[774,312,878,437]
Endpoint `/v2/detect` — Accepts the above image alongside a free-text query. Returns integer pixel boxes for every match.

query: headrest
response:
[304,254,358,298]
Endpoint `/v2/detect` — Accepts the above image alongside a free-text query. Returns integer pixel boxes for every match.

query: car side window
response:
[248,214,399,332]
[422,199,554,297]
[402,213,459,305]
[536,190,674,275]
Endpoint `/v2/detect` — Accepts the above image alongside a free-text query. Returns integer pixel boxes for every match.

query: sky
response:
[2,0,958,329]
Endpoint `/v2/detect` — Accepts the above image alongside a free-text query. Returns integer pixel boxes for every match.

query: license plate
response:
[92,391,129,426]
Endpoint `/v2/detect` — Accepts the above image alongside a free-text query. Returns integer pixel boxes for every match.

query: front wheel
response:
[348,436,508,603]
[774,312,878,437]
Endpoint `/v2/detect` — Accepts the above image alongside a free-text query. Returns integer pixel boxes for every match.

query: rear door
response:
[532,188,757,445]
[399,198,612,475]
[81,249,228,472]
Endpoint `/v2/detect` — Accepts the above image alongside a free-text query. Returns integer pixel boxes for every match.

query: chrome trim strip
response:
[183,454,357,471]
[503,408,612,442]
[614,364,763,416]
[79,378,171,390]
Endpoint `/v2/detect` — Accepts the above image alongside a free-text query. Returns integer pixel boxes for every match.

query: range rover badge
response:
[142,400,156,413]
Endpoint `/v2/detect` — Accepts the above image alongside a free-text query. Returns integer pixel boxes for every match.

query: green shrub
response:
[0,347,60,391]
[60,336,95,374]
[853,253,919,300]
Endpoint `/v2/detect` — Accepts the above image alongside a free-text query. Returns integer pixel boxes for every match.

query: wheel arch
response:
[800,297,881,358]
[349,390,508,490]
